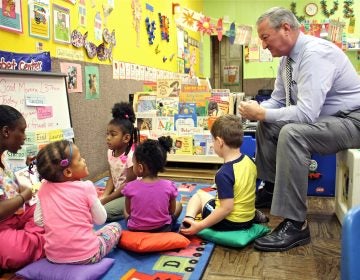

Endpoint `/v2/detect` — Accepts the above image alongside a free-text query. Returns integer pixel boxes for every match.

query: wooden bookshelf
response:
[167,154,224,164]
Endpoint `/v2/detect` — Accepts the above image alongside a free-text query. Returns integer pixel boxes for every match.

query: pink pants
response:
[0,205,45,270]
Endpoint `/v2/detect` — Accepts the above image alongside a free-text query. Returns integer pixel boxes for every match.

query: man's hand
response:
[238,100,266,121]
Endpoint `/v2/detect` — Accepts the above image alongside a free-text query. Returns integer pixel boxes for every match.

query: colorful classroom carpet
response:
[94,177,216,280]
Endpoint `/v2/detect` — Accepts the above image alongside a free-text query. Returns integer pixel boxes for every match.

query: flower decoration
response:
[343,0,354,18]
[197,16,214,35]
[320,0,339,18]
[183,10,195,27]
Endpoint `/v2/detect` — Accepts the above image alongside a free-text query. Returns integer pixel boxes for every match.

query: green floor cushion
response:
[118,230,191,253]
[197,223,270,247]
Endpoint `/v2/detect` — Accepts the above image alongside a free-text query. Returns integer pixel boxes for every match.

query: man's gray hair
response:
[256,7,300,30]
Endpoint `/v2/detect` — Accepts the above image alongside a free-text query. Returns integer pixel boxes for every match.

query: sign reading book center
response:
[0,70,73,170]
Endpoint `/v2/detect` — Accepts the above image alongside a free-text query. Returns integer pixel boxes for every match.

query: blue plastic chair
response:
[341,205,360,280]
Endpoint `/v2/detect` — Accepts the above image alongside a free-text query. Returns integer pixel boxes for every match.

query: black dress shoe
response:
[254,219,310,252]
[255,188,273,208]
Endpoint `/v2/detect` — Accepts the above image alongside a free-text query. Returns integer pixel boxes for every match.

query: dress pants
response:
[255,110,360,221]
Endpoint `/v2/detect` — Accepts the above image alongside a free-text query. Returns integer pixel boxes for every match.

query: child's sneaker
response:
[254,209,269,223]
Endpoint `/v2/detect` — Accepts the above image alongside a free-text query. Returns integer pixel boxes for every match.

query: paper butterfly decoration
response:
[155,44,160,54]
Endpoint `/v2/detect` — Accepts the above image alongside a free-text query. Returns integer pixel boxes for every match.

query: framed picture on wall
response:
[0,0,23,33]
[52,4,70,44]
[60,62,83,94]
[28,1,50,40]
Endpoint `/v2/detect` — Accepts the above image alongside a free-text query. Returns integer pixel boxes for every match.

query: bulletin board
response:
[0,70,72,132]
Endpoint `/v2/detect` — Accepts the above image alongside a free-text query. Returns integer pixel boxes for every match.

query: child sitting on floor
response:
[34,140,121,264]
[122,136,183,232]
[181,115,268,235]
[100,102,139,221]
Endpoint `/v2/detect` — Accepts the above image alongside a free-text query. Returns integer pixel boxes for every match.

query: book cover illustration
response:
[178,102,196,115]
[133,92,157,113]
[14,165,41,207]
[171,135,193,155]
[208,89,231,116]
[136,112,156,131]
[193,134,207,155]
[206,137,215,155]
[137,118,153,130]
[157,79,181,98]
[174,113,197,131]
[154,117,175,132]
[197,116,209,130]
[156,97,179,116]
[179,92,211,114]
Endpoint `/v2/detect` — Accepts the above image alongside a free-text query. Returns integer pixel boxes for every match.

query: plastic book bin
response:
[335,149,360,224]
[341,205,360,280]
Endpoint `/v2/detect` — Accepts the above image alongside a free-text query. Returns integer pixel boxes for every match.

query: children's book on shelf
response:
[197,116,209,130]
[136,111,156,131]
[193,134,213,155]
[174,113,197,131]
[171,135,193,155]
[179,92,211,116]
[177,126,203,135]
[193,134,207,155]
[143,81,157,92]
[154,116,175,132]
[207,116,217,130]
[206,137,215,155]
[133,92,157,113]
[157,79,181,97]
[156,97,179,116]
[209,89,231,116]
[178,102,196,115]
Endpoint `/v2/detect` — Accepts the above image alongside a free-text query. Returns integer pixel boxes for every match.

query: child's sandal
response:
[184,215,195,220]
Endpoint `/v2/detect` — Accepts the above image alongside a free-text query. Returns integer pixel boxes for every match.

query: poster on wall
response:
[28,1,50,40]
[60,62,83,93]
[85,65,100,100]
[259,47,273,62]
[78,0,86,27]
[223,65,240,86]
[53,4,70,44]
[0,0,23,33]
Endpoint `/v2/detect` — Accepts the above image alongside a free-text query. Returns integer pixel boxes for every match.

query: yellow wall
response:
[0,0,203,74]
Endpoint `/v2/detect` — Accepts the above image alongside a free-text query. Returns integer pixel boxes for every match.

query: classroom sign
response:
[0,50,51,72]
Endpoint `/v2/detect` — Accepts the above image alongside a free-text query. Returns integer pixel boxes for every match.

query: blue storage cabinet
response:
[241,135,256,158]
[308,154,336,196]
[240,134,336,197]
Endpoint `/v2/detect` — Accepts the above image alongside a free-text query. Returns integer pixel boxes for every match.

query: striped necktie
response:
[284,57,293,107]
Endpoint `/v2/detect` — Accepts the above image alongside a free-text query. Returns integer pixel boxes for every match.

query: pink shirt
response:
[107,149,134,190]
[37,180,99,263]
